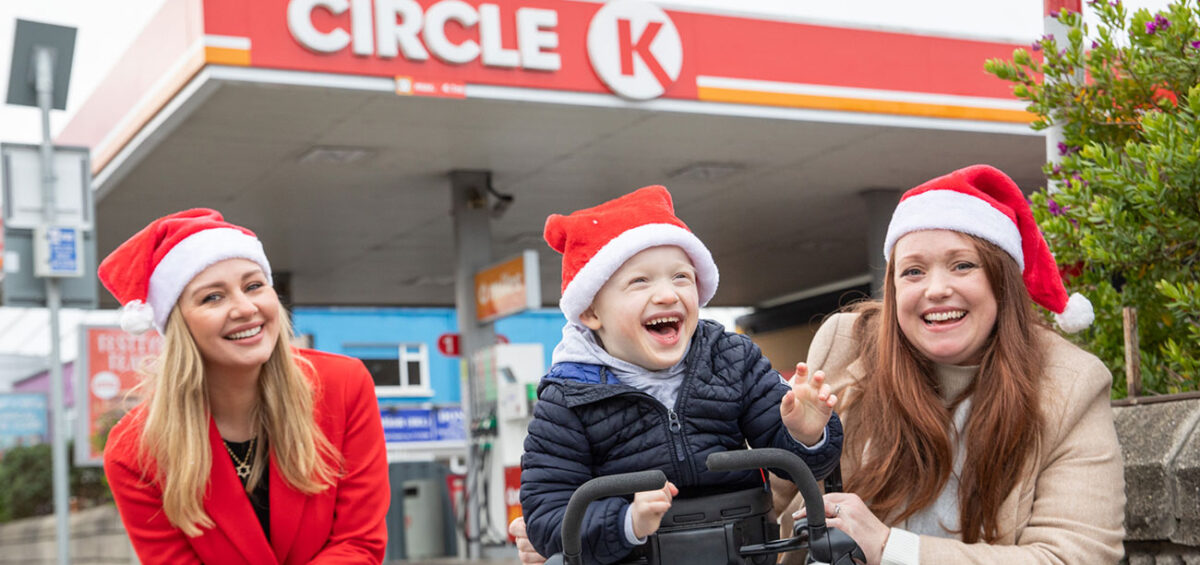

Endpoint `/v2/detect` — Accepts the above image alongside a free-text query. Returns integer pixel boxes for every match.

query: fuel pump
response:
[468,343,544,551]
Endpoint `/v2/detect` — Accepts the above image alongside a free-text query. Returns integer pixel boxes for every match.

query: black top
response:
[224,438,270,541]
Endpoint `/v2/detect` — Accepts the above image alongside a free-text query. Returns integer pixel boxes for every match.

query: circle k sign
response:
[587,0,683,101]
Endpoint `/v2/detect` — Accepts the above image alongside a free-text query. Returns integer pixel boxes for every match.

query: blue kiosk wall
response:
[291,306,564,406]
[290,306,566,559]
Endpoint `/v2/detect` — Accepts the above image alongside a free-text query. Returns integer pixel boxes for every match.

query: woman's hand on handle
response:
[794,492,890,565]
[508,516,548,565]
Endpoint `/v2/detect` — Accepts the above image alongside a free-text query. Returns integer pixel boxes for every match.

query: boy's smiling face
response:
[580,245,700,370]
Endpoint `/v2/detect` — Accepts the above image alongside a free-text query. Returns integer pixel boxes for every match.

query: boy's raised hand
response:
[631,481,679,539]
[780,362,837,446]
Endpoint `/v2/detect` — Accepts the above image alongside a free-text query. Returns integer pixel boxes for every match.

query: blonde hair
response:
[132,304,341,536]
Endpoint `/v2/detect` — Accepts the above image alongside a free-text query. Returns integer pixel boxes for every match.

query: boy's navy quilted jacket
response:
[519,320,843,564]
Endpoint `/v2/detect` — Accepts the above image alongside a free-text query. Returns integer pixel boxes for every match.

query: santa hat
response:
[97,209,272,335]
[544,185,719,324]
[884,164,1093,333]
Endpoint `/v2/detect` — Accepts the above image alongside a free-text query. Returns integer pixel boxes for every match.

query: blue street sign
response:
[47,227,78,272]
[34,225,83,277]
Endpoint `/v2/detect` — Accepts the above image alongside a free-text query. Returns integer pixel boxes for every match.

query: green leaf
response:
[986,0,1200,397]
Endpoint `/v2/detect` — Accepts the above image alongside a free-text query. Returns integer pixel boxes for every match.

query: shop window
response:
[361,343,431,397]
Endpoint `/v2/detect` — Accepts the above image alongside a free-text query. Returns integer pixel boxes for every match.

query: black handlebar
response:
[705,448,825,528]
[707,448,865,564]
[559,469,668,565]
[548,449,862,565]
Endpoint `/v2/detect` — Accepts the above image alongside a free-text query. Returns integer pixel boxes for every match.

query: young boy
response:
[519,186,843,564]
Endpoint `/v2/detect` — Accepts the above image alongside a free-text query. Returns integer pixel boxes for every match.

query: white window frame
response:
[376,342,432,398]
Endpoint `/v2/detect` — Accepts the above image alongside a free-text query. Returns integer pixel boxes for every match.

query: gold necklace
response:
[224,437,256,480]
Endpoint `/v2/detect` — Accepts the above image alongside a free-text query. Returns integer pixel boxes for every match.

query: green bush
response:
[0,445,53,521]
[0,442,113,523]
[986,0,1200,396]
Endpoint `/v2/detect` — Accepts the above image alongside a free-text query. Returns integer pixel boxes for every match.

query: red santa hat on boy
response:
[544,185,719,324]
[883,164,1093,333]
[97,209,272,335]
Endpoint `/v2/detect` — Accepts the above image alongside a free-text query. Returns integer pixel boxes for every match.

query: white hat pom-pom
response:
[1055,292,1094,334]
[119,300,156,335]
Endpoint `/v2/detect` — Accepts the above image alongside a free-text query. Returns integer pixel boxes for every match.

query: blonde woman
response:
[99,209,389,564]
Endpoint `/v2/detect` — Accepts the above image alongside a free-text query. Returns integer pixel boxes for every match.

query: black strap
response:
[823,464,843,493]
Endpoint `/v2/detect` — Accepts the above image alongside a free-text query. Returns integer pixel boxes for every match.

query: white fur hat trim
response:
[146,228,272,332]
[559,223,718,324]
[884,189,1024,269]
[1055,292,1095,334]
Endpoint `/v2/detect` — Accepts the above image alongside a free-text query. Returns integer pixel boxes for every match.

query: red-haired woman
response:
[777,165,1125,564]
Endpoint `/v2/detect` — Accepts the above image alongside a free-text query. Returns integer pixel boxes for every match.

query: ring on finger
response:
[833,503,842,517]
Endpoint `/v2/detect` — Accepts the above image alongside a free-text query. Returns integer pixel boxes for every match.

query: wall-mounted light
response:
[485,172,514,218]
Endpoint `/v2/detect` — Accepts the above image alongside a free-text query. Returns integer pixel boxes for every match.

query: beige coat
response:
[776,313,1125,564]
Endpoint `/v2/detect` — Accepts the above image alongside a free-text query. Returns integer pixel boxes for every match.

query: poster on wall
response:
[75,324,162,466]
[0,393,48,459]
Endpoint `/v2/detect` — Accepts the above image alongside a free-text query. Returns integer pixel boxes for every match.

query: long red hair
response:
[842,234,1046,543]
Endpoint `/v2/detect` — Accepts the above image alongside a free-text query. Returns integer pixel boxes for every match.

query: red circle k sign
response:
[587,0,682,100]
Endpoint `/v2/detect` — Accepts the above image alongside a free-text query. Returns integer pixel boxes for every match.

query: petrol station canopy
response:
[57,0,1045,313]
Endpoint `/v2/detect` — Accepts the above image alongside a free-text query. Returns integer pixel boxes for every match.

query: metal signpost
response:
[5,19,85,565]
[1,143,96,306]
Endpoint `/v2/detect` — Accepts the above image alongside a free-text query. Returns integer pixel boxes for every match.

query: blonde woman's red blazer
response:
[104,349,390,564]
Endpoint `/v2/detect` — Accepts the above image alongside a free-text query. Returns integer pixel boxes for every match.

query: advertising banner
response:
[199,0,1029,121]
[475,250,541,323]
[0,393,48,458]
[75,325,162,466]
[380,405,465,444]
[504,465,522,541]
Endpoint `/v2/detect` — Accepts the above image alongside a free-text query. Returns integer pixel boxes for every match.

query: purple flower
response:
[1032,42,1043,52]
[1091,40,1100,49]
[1052,164,1063,175]
[1155,14,1170,29]
[1110,0,1119,5]
[1146,21,1158,34]
[1057,142,1080,156]
[1192,40,1200,48]
[1035,34,1054,52]
[1048,199,1066,216]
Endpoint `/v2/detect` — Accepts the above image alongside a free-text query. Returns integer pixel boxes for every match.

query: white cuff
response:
[624,506,647,546]
[880,527,920,565]
[790,427,827,451]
